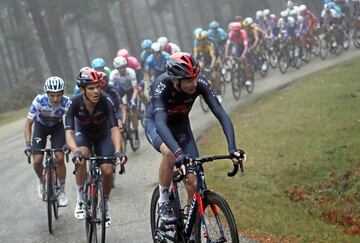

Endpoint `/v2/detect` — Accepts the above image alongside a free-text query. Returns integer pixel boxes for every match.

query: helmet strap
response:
[83,89,97,105]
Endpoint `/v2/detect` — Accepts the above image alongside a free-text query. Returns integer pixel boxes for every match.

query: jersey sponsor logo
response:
[34,137,42,144]
[64,100,72,113]
[167,104,190,116]
[154,82,166,96]
[75,132,82,136]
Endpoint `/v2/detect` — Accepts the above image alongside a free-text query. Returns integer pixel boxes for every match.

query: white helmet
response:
[256,10,263,18]
[299,4,307,12]
[281,10,289,18]
[113,56,127,69]
[287,0,294,8]
[157,36,168,46]
[151,42,162,52]
[263,9,271,16]
[44,76,65,92]
[290,9,297,16]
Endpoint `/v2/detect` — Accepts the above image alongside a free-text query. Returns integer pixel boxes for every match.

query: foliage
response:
[197,57,360,242]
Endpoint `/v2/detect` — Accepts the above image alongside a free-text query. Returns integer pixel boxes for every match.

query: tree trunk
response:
[169,0,184,48]
[27,0,62,77]
[44,0,73,80]
[0,40,13,89]
[77,20,90,66]
[0,13,18,84]
[99,0,119,58]
[210,0,224,26]
[127,0,141,56]
[8,4,24,70]
[194,0,207,28]
[157,12,169,37]
[145,0,159,39]
[118,0,136,54]
[178,0,192,50]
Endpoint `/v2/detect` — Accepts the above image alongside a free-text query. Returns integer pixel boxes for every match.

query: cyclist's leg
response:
[127,90,139,141]
[51,123,66,184]
[32,121,48,179]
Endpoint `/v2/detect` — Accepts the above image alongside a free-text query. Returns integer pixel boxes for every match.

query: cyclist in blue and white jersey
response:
[144,52,246,226]
[145,42,169,82]
[110,56,140,149]
[278,10,298,41]
[24,76,69,206]
[140,39,153,69]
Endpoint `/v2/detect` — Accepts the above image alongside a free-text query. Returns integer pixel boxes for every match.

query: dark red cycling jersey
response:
[64,93,118,133]
[148,73,237,155]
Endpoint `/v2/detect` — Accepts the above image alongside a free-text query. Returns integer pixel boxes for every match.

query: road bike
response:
[150,154,244,242]
[74,155,124,243]
[26,147,68,234]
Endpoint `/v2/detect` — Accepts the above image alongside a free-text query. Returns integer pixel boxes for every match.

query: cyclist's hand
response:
[129,100,137,109]
[175,152,190,176]
[119,123,125,133]
[230,149,246,164]
[24,142,32,157]
[115,152,127,165]
[72,151,84,165]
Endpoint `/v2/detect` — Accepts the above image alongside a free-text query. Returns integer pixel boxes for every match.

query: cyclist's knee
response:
[160,145,175,163]
[101,165,113,178]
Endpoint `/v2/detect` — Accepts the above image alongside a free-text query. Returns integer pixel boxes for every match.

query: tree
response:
[99,0,118,57]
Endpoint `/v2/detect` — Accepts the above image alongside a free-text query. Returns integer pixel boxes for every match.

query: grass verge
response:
[0,107,28,127]
[198,57,360,242]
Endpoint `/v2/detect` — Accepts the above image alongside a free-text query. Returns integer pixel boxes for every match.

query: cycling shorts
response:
[74,130,115,165]
[32,120,66,154]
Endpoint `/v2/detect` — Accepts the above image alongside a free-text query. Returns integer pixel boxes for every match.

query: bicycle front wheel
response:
[194,191,239,243]
[46,167,53,234]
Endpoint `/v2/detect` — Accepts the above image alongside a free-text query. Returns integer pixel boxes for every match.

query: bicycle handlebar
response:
[173,154,245,182]
[25,147,70,164]
[72,156,125,175]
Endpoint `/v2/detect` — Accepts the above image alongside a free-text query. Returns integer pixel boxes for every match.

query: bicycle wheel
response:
[312,35,321,57]
[278,50,288,74]
[46,166,53,234]
[353,28,360,48]
[199,96,209,113]
[85,182,93,242]
[231,70,242,100]
[150,187,180,243]
[52,168,60,219]
[137,99,145,128]
[320,37,329,60]
[194,191,239,243]
[258,53,268,78]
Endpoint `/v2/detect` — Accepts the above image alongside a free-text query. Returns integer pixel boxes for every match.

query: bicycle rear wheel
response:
[52,168,60,219]
[150,187,180,243]
[46,167,53,234]
[194,191,239,243]
[231,70,242,100]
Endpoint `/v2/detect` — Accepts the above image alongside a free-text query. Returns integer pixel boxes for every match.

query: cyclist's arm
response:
[200,79,237,153]
[252,28,259,49]
[24,117,34,144]
[209,45,217,69]
[111,126,122,153]
[64,100,80,153]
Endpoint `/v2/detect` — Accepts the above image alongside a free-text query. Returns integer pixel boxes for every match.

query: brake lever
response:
[227,163,238,177]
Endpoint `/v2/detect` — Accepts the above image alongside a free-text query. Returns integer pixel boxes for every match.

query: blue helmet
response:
[91,58,106,69]
[209,21,220,29]
[141,39,153,50]
[193,28,203,37]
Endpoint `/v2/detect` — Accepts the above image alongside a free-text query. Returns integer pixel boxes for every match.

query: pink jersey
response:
[127,56,141,70]
[228,30,248,47]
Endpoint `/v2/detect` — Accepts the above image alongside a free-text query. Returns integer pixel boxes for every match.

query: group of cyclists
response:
[23,0,359,241]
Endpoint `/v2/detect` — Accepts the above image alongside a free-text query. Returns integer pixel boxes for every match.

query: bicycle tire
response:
[150,187,181,243]
[137,99,145,128]
[98,182,106,243]
[320,37,329,60]
[85,181,92,242]
[194,191,239,243]
[199,96,209,113]
[278,50,289,74]
[231,70,242,100]
[353,29,360,48]
[46,166,53,234]
[52,168,60,219]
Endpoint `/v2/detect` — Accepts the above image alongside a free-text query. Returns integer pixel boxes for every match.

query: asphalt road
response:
[0,49,359,243]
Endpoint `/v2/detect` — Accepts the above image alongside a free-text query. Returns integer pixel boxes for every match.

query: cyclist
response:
[193,30,222,102]
[144,52,245,225]
[110,56,140,149]
[255,10,267,32]
[262,9,273,37]
[207,20,228,56]
[224,22,253,86]
[65,68,127,226]
[145,42,169,82]
[24,76,69,206]
[157,36,181,55]
[140,39,153,68]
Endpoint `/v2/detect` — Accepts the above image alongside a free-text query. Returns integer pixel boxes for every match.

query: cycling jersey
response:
[146,52,169,79]
[27,93,70,127]
[207,28,227,53]
[145,72,237,156]
[64,93,118,133]
[162,43,181,55]
[244,23,263,46]
[109,67,137,93]
[140,50,152,68]
[103,84,123,118]
[194,40,216,64]
[227,30,248,47]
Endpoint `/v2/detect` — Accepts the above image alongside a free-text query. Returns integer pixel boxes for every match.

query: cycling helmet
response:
[91,58,106,69]
[166,52,199,80]
[230,22,242,31]
[117,49,129,59]
[263,9,271,16]
[151,42,162,52]
[289,9,297,16]
[157,36,168,46]
[209,20,220,29]
[97,71,108,90]
[193,28,203,38]
[281,10,289,18]
[197,30,208,40]
[256,10,263,18]
[299,5,307,13]
[76,68,101,87]
[243,17,254,27]
[141,39,152,50]
[287,0,294,9]
[113,56,127,69]
[234,15,242,22]
[44,76,65,92]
